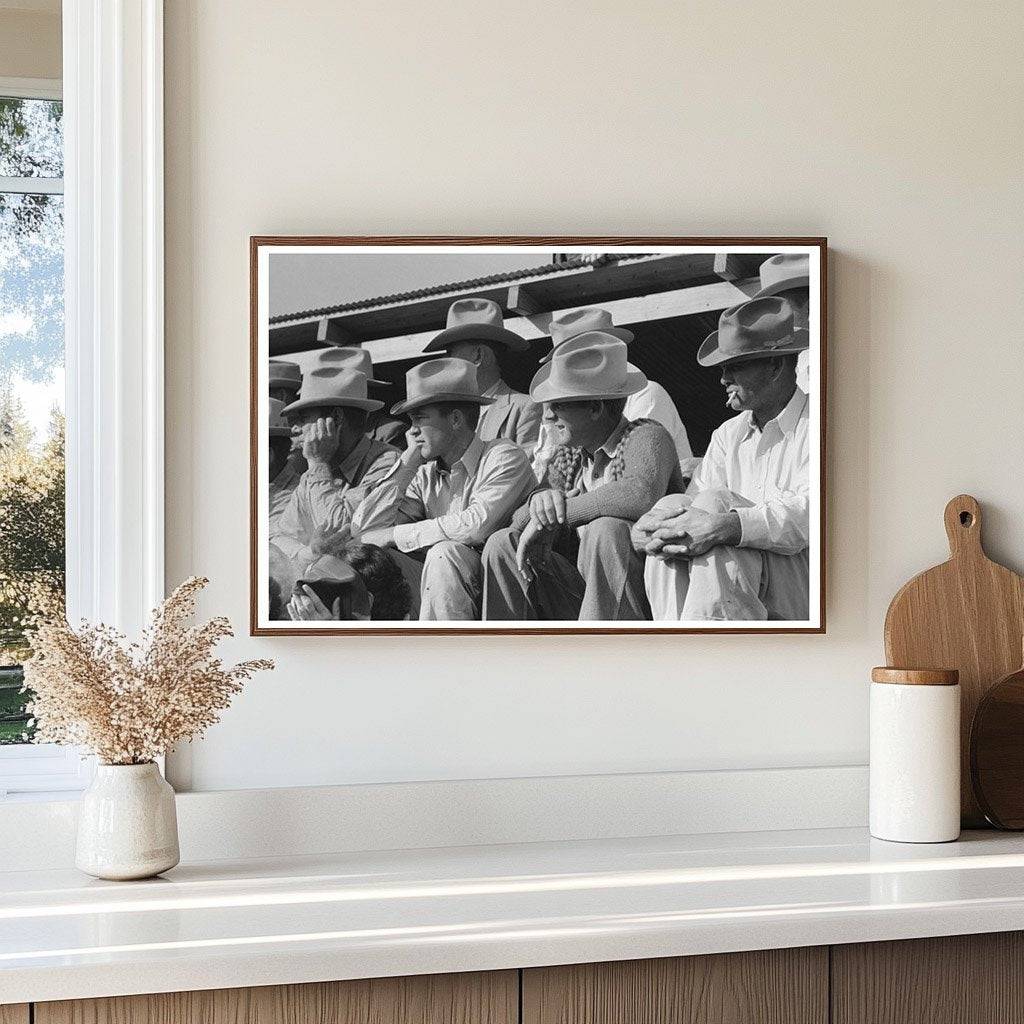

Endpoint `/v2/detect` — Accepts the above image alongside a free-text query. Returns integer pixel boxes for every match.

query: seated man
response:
[634,297,810,621]
[482,331,682,621]
[272,361,400,570]
[754,252,811,392]
[268,398,300,533]
[531,307,698,481]
[352,358,537,621]
[422,297,541,449]
[321,345,408,448]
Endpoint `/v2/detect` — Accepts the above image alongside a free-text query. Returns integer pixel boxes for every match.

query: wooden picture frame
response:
[251,236,827,635]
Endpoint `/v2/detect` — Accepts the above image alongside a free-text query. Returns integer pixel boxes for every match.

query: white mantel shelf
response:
[3,826,1024,1005]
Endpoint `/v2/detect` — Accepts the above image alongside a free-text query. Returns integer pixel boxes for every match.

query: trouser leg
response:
[419,541,483,621]
[384,550,424,619]
[482,526,585,621]
[576,517,651,620]
[679,488,769,621]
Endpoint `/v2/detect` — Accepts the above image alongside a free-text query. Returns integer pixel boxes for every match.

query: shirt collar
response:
[481,379,510,400]
[337,435,372,484]
[594,417,629,460]
[741,387,808,440]
[436,434,484,480]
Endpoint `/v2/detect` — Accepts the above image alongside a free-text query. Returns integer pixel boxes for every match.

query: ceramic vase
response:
[76,762,180,880]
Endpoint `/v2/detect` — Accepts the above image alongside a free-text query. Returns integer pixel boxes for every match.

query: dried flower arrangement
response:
[22,577,273,765]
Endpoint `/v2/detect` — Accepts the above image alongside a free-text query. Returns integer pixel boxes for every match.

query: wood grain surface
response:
[832,932,1024,1024]
[0,1006,29,1024]
[35,971,517,1024]
[522,948,828,1024]
[884,494,1024,825]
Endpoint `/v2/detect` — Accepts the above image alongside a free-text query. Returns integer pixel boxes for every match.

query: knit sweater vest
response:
[511,419,685,532]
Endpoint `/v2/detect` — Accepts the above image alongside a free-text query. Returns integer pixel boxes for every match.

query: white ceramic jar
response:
[869,667,961,843]
[76,762,180,880]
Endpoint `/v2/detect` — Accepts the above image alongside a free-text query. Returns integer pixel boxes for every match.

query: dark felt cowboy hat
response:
[391,358,496,416]
[423,297,530,354]
[540,307,634,364]
[269,359,302,394]
[530,332,647,403]
[753,253,810,299]
[697,297,810,367]
[282,367,383,415]
[268,398,291,438]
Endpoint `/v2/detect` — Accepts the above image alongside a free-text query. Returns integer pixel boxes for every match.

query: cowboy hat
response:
[529,332,647,404]
[696,297,810,367]
[540,307,634,364]
[282,367,383,415]
[422,297,530,354]
[269,359,302,393]
[318,346,388,386]
[391,358,497,416]
[268,398,291,438]
[753,253,810,299]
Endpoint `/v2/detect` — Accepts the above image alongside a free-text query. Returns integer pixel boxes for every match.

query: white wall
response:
[0,5,61,80]
[164,0,1024,792]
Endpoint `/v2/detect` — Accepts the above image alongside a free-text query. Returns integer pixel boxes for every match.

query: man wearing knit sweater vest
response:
[636,296,811,621]
[482,332,682,621]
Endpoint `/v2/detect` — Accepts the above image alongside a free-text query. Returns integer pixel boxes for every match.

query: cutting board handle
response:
[944,494,983,559]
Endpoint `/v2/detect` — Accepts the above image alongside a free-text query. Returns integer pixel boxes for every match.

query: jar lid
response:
[871,666,959,686]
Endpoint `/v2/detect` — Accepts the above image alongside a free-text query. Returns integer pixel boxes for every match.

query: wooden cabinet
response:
[832,932,1024,1024]
[34,971,517,1024]
[23,932,1024,1024]
[522,947,828,1024]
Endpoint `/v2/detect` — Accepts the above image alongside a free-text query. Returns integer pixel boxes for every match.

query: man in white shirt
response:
[530,308,697,480]
[634,296,811,621]
[355,358,537,620]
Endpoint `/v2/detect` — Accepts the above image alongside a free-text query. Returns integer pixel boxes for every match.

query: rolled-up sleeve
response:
[393,444,535,552]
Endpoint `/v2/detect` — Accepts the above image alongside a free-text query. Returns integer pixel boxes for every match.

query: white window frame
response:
[0,1,165,799]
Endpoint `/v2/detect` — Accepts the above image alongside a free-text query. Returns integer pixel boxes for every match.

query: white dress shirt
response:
[356,435,537,553]
[689,387,810,555]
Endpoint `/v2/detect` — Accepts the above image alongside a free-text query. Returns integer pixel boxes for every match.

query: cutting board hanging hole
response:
[944,494,983,557]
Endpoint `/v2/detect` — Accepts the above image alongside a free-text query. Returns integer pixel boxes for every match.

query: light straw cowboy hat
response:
[282,367,383,415]
[319,346,388,386]
[423,297,530,354]
[268,398,291,438]
[696,297,809,367]
[529,332,647,403]
[540,307,634,364]
[269,359,302,394]
[753,253,810,298]
[391,358,497,416]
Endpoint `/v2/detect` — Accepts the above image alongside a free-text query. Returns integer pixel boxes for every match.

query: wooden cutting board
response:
[884,494,1024,826]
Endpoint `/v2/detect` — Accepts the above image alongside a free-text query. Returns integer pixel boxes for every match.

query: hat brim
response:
[696,328,810,367]
[282,395,384,415]
[539,326,634,364]
[529,364,647,404]
[390,392,496,416]
[753,275,810,299]
[423,322,531,354]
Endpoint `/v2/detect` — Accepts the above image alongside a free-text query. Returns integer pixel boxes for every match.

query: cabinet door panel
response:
[0,1006,29,1024]
[523,948,828,1024]
[832,932,1024,1024]
[36,970,517,1024]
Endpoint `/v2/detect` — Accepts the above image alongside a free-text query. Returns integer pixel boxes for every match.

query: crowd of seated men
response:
[268,253,812,623]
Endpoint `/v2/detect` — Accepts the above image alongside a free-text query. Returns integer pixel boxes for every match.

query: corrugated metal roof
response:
[269,253,644,325]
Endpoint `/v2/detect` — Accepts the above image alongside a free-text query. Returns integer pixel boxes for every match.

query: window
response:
[0,81,83,796]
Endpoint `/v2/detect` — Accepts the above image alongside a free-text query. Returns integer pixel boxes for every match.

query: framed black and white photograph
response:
[251,237,826,635]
